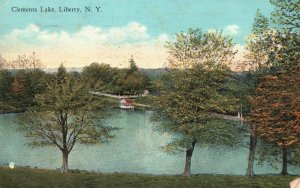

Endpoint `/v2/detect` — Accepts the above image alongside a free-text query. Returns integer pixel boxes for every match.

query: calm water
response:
[0,110,299,175]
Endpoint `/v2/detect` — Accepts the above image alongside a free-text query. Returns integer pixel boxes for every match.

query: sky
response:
[0,0,275,68]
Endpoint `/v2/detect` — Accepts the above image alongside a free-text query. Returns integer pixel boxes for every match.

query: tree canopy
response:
[18,65,118,172]
[152,28,240,176]
[270,0,300,33]
[246,0,300,175]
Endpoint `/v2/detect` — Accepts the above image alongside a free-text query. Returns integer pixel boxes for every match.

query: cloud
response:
[156,33,169,43]
[108,22,150,42]
[224,24,240,35]
[0,23,169,68]
[5,22,151,46]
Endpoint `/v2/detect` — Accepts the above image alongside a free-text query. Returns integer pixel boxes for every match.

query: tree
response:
[6,52,42,70]
[247,0,300,176]
[123,72,144,94]
[18,65,118,172]
[244,10,271,72]
[9,69,48,111]
[270,0,300,33]
[152,28,240,176]
[122,57,148,95]
[268,0,300,71]
[244,10,271,177]
[11,77,24,98]
[249,70,300,175]
[0,53,47,112]
[81,63,115,90]
[128,56,139,74]
[57,63,68,85]
[151,79,164,95]
[0,69,12,99]
[255,139,300,173]
[166,28,235,69]
[0,69,13,112]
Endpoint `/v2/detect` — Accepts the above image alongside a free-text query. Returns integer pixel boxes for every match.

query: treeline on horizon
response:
[0,52,249,114]
[0,56,166,112]
[0,0,299,177]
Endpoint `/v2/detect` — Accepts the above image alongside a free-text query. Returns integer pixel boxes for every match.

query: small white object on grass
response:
[9,162,15,169]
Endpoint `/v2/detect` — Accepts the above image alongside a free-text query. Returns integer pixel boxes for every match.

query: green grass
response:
[0,167,296,188]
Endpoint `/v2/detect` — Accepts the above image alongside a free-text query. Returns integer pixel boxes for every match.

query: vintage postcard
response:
[0,0,299,187]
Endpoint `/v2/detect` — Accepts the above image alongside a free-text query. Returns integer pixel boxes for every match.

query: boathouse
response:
[120,99,134,110]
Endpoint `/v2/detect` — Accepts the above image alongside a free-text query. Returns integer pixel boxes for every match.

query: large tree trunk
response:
[182,141,196,176]
[61,150,69,173]
[281,147,288,175]
[246,125,257,177]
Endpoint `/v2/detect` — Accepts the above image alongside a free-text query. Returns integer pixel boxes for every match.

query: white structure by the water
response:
[120,99,134,110]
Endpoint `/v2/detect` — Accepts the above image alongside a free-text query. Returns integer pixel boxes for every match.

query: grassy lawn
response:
[0,167,297,188]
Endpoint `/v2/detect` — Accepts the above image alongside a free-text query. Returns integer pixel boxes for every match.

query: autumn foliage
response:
[249,68,300,147]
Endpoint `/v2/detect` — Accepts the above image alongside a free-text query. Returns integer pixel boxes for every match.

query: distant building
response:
[120,99,134,110]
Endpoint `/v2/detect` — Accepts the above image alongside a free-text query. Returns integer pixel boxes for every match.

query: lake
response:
[0,110,299,175]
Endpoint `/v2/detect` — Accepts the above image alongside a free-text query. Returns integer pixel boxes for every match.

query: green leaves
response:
[18,66,118,154]
[166,28,236,69]
[270,0,300,33]
[244,10,272,73]
[152,28,241,155]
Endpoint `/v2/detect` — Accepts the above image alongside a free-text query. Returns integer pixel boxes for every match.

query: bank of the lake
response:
[0,167,296,188]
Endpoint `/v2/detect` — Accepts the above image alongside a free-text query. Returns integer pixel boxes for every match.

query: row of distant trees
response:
[0,55,153,112]
[0,52,42,70]
[81,57,151,95]
[0,0,298,176]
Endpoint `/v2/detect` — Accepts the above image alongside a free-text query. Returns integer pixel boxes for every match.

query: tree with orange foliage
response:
[249,68,300,175]
[247,0,300,175]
